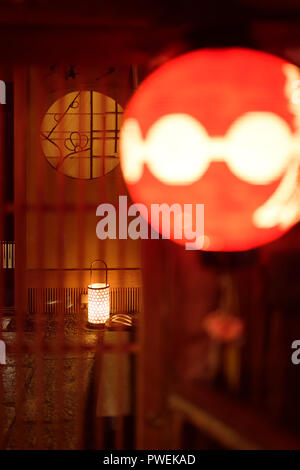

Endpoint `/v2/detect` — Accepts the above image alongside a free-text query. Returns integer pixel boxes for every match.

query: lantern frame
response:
[87,259,110,328]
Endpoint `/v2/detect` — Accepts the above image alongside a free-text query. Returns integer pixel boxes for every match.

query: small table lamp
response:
[88,259,110,328]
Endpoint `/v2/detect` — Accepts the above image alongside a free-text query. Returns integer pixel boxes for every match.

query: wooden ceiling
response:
[0,0,299,66]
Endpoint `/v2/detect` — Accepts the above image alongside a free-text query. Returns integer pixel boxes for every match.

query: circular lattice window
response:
[41,90,123,179]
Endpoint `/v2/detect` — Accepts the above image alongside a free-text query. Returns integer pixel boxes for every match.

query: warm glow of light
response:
[120,47,300,251]
[203,310,244,342]
[88,283,110,325]
[146,114,210,184]
[120,119,145,183]
[226,112,292,184]
[41,91,123,179]
[121,112,293,185]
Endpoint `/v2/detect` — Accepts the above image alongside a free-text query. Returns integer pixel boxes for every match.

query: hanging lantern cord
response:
[89,259,108,286]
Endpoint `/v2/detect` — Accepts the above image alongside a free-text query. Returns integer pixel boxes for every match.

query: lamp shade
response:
[120,48,300,251]
[88,260,110,326]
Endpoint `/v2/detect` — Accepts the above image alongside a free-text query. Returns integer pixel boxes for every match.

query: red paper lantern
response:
[120,48,300,251]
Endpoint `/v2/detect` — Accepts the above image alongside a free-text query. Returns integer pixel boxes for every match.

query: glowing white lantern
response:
[88,260,110,326]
